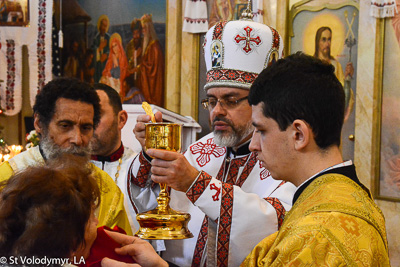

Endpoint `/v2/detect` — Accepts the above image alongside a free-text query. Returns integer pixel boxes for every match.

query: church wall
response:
[355,1,399,264]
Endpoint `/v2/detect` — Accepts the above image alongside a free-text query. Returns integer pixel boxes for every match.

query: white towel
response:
[0,0,53,115]
[370,0,397,18]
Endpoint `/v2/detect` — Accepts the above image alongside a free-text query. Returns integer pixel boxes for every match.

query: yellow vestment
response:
[0,146,132,235]
[242,174,390,266]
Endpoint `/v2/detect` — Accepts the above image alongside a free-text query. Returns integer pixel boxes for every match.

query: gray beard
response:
[213,120,254,148]
[40,134,90,160]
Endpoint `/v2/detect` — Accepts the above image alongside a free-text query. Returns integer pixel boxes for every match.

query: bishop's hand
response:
[133,111,162,150]
[146,149,200,192]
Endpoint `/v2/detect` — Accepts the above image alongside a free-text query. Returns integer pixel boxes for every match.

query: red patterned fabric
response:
[184,17,208,24]
[206,69,258,84]
[130,152,151,188]
[236,153,257,187]
[234,26,262,54]
[213,21,228,40]
[37,0,47,91]
[0,0,52,115]
[186,171,212,203]
[370,0,396,18]
[190,138,226,167]
[189,152,258,266]
[265,197,285,229]
[217,183,234,267]
[190,157,227,266]
[202,36,207,49]
[216,158,226,181]
[91,145,124,162]
[191,217,209,267]
[5,40,15,111]
[259,161,271,180]
[269,26,280,50]
[225,156,248,184]
[210,183,221,201]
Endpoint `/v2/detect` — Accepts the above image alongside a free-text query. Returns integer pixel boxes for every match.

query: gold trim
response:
[165,0,169,108]
[192,34,200,121]
[281,0,290,57]
[287,0,359,55]
[372,18,384,200]
[165,0,183,112]
[372,19,400,202]
[180,31,200,119]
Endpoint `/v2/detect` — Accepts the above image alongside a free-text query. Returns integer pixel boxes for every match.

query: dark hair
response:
[313,26,334,60]
[33,77,101,129]
[249,52,345,148]
[130,18,142,33]
[94,83,122,115]
[0,155,100,259]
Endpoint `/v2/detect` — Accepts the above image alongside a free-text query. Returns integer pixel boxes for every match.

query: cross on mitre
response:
[234,26,262,54]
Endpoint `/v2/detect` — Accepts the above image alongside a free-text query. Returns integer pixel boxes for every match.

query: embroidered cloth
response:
[128,133,296,266]
[371,0,397,18]
[0,0,53,115]
[242,172,389,266]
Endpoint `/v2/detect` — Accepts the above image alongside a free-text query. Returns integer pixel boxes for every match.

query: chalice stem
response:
[157,183,170,214]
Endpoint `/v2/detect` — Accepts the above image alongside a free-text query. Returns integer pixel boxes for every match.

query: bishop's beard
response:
[212,117,254,148]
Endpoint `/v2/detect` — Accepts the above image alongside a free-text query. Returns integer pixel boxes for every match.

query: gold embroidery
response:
[242,173,390,266]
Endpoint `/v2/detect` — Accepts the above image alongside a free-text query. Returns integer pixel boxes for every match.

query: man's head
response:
[97,15,109,36]
[141,14,158,52]
[249,53,345,181]
[33,78,101,160]
[204,87,254,147]
[314,26,333,60]
[131,19,142,49]
[90,83,128,156]
[202,20,283,148]
[70,40,79,55]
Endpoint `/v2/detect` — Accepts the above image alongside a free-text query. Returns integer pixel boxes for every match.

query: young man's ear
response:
[292,119,311,151]
[117,110,128,130]
[33,113,43,135]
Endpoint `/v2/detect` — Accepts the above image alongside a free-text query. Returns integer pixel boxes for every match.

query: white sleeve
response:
[127,152,160,213]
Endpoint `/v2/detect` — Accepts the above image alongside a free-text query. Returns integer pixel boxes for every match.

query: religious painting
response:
[0,0,29,26]
[288,0,359,161]
[207,0,265,28]
[211,40,223,68]
[56,0,166,107]
[373,4,400,202]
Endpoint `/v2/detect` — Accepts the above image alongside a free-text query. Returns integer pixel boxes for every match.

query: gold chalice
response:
[135,123,193,239]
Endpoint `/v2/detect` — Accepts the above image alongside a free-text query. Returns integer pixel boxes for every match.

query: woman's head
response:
[0,155,100,259]
[109,33,123,56]
[111,39,120,55]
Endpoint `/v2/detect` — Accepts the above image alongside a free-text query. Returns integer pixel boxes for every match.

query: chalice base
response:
[135,206,193,240]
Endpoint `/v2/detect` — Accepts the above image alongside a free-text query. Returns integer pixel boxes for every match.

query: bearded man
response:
[128,18,296,266]
[314,26,354,84]
[0,77,132,235]
[90,83,137,232]
[135,14,164,106]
